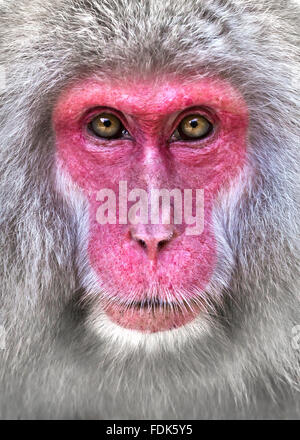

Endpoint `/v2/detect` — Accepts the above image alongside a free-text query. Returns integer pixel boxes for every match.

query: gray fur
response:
[0,0,299,419]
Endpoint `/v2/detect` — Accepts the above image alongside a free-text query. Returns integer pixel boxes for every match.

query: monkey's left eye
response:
[173,114,213,141]
[88,113,128,139]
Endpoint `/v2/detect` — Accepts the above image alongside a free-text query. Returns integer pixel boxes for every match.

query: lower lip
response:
[103,301,201,333]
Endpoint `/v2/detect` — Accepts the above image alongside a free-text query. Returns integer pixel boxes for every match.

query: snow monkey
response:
[0,0,299,419]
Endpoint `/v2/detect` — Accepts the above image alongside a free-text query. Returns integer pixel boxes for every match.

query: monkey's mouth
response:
[102,298,202,333]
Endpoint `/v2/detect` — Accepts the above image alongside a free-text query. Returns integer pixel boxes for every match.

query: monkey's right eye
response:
[88,113,128,139]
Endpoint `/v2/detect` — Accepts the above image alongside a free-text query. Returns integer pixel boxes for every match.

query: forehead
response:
[53,75,247,121]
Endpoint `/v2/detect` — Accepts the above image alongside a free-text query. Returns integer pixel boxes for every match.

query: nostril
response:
[136,239,168,251]
[130,228,176,259]
[157,240,168,250]
[138,239,147,249]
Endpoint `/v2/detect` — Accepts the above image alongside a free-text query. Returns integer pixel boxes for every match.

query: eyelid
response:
[169,107,214,135]
[82,107,131,134]
[171,106,215,129]
[168,108,216,144]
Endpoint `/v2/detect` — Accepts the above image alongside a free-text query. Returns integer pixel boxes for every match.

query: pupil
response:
[103,118,112,128]
[190,119,198,128]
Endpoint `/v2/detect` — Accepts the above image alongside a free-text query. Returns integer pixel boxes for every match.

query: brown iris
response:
[89,113,124,139]
[174,114,213,141]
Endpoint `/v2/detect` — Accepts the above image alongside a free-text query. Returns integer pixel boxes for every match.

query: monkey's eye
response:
[173,114,213,141]
[88,113,128,139]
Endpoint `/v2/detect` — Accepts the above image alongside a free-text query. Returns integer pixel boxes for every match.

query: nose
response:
[130,225,176,261]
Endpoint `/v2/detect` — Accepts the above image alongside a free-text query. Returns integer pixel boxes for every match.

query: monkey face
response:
[0,0,299,420]
[53,76,248,336]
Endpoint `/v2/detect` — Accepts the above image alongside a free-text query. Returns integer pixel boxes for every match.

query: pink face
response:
[53,76,248,333]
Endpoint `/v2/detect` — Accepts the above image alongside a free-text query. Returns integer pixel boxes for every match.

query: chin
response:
[80,266,224,354]
[87,300,213,355]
